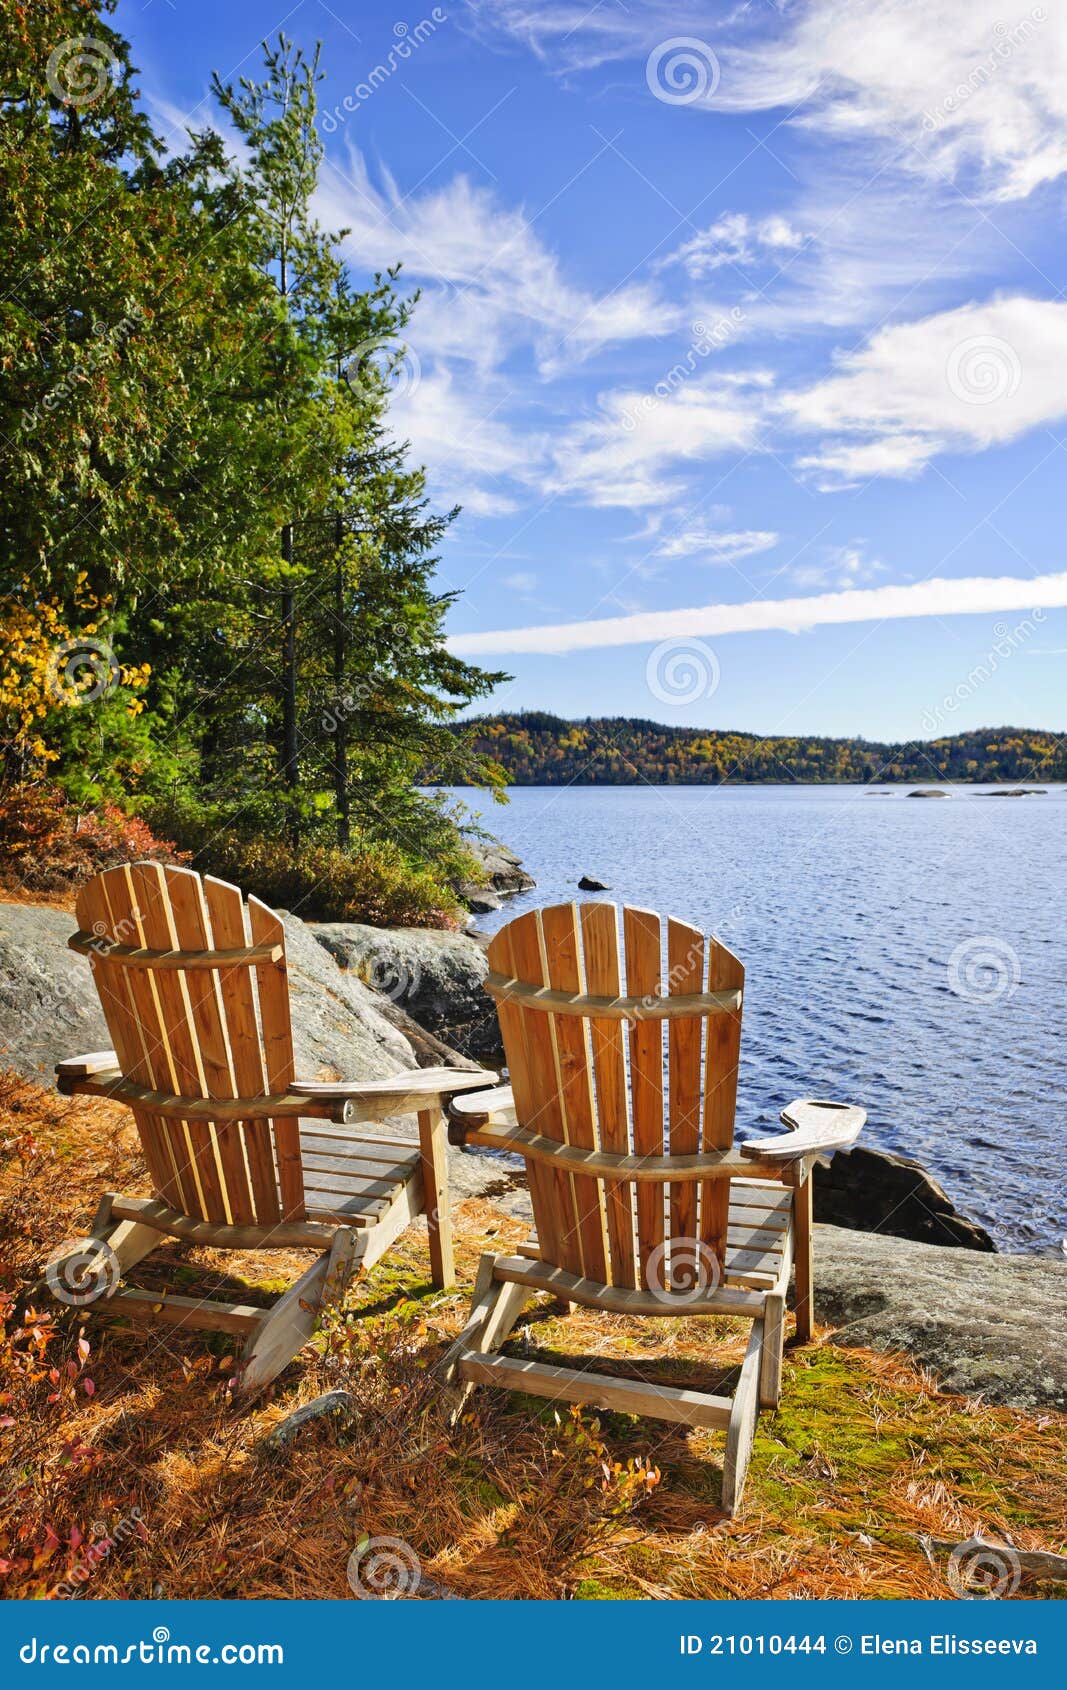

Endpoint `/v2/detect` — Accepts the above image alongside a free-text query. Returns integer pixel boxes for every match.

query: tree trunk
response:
[280,520,299,845]
[333,516,350,849]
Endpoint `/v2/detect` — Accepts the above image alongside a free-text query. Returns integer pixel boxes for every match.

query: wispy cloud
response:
[784,294,1067,485]
[661,212,806,279]
[450,571,1067,655]
[653,525,780,564]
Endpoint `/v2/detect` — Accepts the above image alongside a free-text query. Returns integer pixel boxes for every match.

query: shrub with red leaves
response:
[0,784,187,893]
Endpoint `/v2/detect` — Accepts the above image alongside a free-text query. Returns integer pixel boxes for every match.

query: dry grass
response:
[1,1069,1065,1602]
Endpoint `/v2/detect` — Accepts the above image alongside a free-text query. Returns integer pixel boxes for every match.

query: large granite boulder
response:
[0,902,110,1080]
[814,1224,1067,1410]
[310,922,501,1062]
[455,836,534,912]
[0,899,416,1084]
[813,1145,995,1250]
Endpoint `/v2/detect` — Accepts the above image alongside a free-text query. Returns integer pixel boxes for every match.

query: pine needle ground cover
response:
[1,1072,1064,1602]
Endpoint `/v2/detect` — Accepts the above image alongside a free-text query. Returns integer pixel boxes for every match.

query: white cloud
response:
[502,571,538,591]
[544,376,764,508]
[388,365,533,510]
[714,0,1067,202]
[663,212,806,279]
[318,150,679,374]
[783,295,1067,484]
[791,545,886,590]
[450,571,1067,656]
[654,526,780,564]
[475,1,1067,203]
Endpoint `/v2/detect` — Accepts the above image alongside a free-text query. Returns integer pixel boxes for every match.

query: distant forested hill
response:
[457,715,1067,785]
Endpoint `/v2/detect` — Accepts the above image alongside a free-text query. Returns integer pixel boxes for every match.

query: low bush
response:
[145,802,464,929]
[0,784,186,894]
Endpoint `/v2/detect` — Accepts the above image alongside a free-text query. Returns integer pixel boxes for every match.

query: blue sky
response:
[118,0,1067,740]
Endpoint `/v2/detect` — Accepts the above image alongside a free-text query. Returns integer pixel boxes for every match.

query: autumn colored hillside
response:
[460,715,1066,786]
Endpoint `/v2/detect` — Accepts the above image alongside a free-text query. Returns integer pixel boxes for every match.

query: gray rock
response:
[310,922,502,1062]
[815,1224,1067,1410]
[274,912,418,1081]
[260,1389,356,1451]
[908,788,950,797]
[578,875,610,891]
[813,1145,996,1251]
[0,902,109,1078]
[0,900,418,1086]
[455,835,534,907]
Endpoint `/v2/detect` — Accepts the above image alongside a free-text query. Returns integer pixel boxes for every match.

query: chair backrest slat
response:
[700,938,746,1267]
[541,903,607,1283]
[490,902,745,1296]
[486,912,572,1275]
[129,862,227,1223]
[74,863,304,1227]
[203,877,281,1227]
[76,869,187,1211]
[624,906,666,1276]
[667,917,705,1253]
[580,903,635,1286]
[247,896,304,1223]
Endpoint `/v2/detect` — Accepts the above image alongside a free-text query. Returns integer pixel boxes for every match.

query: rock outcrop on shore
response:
[0,899,460,1086]
[813,1145,996,1250]
[454,835,534,912]
[310,921,499,1061]
[813,1225,1066,1410]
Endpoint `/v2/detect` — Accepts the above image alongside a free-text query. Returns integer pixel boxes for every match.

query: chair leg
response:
[722,1319,763,1516]
[436,1254,530,1418]
[418,1106,454,1291]
[759,1291,785,1409]
[238,1227,359,1396]
[90,1193,163,1277]
[792,1171,814,1343]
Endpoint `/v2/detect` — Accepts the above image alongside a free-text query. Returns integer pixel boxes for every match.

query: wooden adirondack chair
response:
[50,861,495,1392]
[441,902,864,1513]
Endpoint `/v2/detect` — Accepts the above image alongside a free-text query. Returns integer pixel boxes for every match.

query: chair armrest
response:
[291,1067,497,1106]
[740,1097,866,1162]
[447,1083,517,1144]
[56,1051,120,1080]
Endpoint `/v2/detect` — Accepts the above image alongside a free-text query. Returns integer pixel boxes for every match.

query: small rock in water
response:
[578,875,611,891]
[907,788,950,798]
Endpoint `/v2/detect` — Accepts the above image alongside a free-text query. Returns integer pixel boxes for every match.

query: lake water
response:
[447,784,1066,1255]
